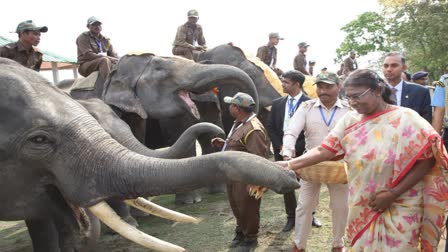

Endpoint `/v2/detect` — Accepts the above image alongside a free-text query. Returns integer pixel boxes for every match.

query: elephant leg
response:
[158,115,204,205]
[196,100,227,194]
[26,219,60,252]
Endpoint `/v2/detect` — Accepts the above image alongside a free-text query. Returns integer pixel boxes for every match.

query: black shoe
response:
[229,233,244,248]
[240,238,258,250]
[282,218,295,232]
[312,216,322,228]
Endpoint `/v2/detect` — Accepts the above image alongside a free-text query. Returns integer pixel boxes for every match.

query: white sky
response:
[2,0,381,81]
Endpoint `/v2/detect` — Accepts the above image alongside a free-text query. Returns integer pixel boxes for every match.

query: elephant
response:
[79,98,225,222]
[0,58,299,251]
[148,44,283,191]
[58,53,259,204]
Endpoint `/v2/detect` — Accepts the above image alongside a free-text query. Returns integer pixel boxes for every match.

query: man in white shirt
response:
[266,70,322,232]
[282,72,350,252]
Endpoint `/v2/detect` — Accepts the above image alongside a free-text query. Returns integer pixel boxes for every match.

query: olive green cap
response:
[16,20,48,33]
[314,72,340,85]
[223,92,255,108]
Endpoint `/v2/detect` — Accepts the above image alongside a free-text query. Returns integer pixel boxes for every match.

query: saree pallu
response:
[321,107,448,251]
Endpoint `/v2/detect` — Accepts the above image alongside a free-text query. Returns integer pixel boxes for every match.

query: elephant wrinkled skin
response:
[0,58,299,251]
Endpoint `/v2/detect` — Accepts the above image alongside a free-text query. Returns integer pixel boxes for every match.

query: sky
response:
[1,0,381,81]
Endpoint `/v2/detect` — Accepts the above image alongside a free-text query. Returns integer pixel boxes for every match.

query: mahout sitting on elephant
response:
[0,58,299,251]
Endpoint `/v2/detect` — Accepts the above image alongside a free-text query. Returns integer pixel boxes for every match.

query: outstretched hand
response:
[368,190,397,212]
[276,160,289,170]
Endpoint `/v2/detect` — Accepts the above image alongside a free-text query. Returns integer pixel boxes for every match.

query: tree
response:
[336,1,448,78]
[335,12,393,63]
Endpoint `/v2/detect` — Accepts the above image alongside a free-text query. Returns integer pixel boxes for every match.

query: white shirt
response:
[281,98,350,158]
[388,80,403,106]
[283,92,303,131]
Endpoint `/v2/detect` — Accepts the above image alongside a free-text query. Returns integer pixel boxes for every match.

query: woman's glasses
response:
[345,88,371,102]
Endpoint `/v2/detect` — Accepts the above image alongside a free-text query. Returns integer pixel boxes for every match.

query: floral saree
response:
[321,106,448,251]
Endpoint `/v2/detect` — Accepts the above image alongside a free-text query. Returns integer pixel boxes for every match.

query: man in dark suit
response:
[383,52,432,122]
[266,70,321,232]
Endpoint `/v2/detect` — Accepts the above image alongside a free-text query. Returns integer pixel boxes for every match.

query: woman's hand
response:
[368,190,398,212]
[276,160,289,170]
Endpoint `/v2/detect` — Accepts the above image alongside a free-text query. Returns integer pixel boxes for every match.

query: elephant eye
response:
[29,135,51,144]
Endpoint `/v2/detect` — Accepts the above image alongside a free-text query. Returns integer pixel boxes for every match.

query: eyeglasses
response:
[345,88,371,102]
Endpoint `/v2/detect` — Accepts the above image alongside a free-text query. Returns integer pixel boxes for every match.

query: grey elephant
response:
[0,58,299,251]
[58,53,259,204]
[148,44,283,193]
[79,98,225,222]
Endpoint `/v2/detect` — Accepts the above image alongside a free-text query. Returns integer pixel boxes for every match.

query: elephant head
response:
[198,44,281,108]
[0,58,298,251]
[79,98,224,159]
[102,54,258,120]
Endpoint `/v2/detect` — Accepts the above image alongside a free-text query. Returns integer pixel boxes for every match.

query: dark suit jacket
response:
[266,94,310,161]
[400,81,432,123]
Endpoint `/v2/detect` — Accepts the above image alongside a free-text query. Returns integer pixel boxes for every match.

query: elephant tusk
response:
[264,105,272,112]
[125,197,201,224]
[89,201,185,252]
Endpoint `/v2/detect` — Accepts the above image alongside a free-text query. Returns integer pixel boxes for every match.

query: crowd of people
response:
[2,11,448,252]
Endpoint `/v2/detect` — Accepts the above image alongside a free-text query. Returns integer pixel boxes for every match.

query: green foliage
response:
[335,12,393,62]
[337,1,448,78]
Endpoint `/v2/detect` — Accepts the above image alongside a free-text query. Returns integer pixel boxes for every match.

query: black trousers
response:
[275,150,298,219]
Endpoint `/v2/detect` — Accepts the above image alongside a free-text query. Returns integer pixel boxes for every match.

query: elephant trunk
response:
[122,122,224,159]
[186,64,259,113]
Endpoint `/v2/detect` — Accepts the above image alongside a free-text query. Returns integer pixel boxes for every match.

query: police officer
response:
[0,20,47,71]
[172,9,207,60]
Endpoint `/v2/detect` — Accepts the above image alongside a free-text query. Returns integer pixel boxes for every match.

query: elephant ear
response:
[102,55,150,119]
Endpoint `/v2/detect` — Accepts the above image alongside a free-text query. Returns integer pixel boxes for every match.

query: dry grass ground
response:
[0,187,446,251]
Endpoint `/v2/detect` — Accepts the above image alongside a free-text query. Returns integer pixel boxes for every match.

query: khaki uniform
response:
[343,56,357,76]
[172,23,206,60]
[0,42,43,71]
[293,52,309,75]
[76,31,118,78]
[225,116,270,240]
[256,44,277,68]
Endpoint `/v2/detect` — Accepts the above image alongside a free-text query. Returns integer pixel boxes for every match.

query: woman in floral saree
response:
[282,69,448,251]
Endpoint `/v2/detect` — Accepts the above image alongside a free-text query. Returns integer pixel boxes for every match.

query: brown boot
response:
[292,244,305,252]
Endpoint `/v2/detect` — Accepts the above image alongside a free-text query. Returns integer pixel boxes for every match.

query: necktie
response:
[390,88,398,105]
[288,98,295,118]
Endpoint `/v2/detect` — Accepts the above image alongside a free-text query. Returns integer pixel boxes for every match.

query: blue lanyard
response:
[288,99,300,118]
[95,39,103,52]
[319,106,337,131]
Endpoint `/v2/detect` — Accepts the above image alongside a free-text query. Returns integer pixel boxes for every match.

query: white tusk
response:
[264,105,272,112]
[125,197,201,224]
[89,201,185,252]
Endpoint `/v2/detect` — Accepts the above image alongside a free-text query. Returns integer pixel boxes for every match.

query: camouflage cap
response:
[298,42,309,48]
[223,92,255,108]
[314,72,340,85]
[87,16,102,26]
[187,9,199,18]
[269,32,284,40]
[16,20,48,33]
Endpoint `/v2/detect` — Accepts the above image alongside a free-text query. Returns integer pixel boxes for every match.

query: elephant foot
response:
[208,183,227,194]
[193,191,202,203]
[175,190,202,205]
